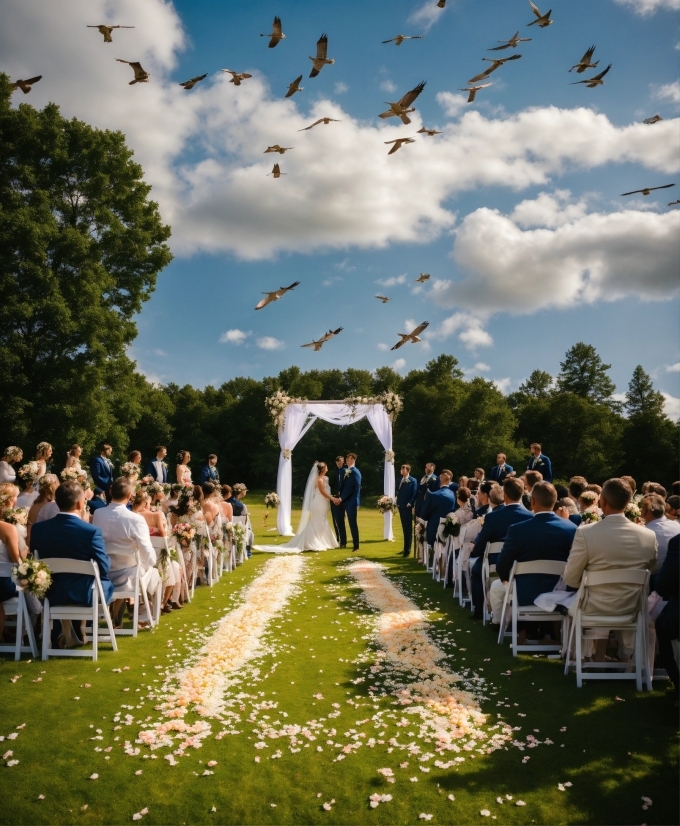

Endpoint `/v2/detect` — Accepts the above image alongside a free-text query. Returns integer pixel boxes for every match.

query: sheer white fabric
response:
[277,405,317,535]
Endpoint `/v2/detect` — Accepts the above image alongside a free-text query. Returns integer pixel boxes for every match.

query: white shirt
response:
[0,461,16,483]
[644,516,680,572]
[92,503,157,572]
[153,459,164,478]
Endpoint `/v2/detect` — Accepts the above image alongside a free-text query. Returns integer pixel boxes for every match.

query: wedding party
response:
[1,0,678,824]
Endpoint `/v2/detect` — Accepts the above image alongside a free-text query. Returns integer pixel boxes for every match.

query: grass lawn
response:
[1,498,677,825]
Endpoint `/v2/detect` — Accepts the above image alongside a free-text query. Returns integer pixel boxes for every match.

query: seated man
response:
[29,481,113,647]
[92,476,159,627]
[654,533,679,695]
[522,470,543,509]
[490,482,577,625]
[563,478,657,661]
[469,477,533,619]
[421,470,456,549]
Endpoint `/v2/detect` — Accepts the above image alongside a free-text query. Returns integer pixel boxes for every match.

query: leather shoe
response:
[353,547,360,552]
[339,544,347,548]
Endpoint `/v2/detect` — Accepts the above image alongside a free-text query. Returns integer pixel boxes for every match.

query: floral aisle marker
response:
[138,555,306,753]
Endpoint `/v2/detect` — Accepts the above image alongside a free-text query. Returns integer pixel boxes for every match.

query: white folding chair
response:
[496,560,568,656]
[40,558,117,661]
[432,518,448,582]
[110,551,156,636]
[482,541,504,625]
[0,563,38,660]
[221,521,236,572]
[150,536,181,621]
[232,516,249,565]
[415,518,427,564]
[211,513,223,579]
[564,568,651,691]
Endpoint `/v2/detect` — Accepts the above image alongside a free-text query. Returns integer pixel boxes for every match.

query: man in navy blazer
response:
[489,453,514,484]
[396,463,418,556]
[145,446,169,483]
[526,443,553,483]
[330,456,346,542]
[335,453,362,550]
[491,482,576,622]
[198,454,220,486]
[469,477,533,618]
[414,463,439,518]
[30,481,113,645]
[421,471,457,547]
[654,533,679,694]
[90,443,114,496]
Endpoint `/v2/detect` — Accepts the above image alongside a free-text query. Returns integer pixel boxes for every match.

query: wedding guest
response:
[621,476,637,497]
[145,446,169,483]
[665,496,680,522]
[642,482,667,498]
[0,446,22,483]
[522,470,543,509]
[201,483,220,525]
[568,476,588,505]
[128,450,143,471]
[219,485,234,523]
[563,478,657,661]
[469,468,485,492]
[489,453,514,484]
[92,477,159,628]
[64,445,83,472]
[198,455,220,486]
[555,497,581,526]
[555,483,570,500]
[421,470,457,550]
[176,451,192,485]
[578,490,600,515]
[15,465,39,509]
[87,487,108,516]
[415,463,439,518]
[91,443,114,497]
[455,487,475,527]
[587,483,602,495]
[396,464,418,557]
[672,482,680,497]
[131,489,180,614]
[35,441,53,479]
[229,483,248,517]
[473,481,493,518]
[166,483,184,512]
[526,443,553,483]
[27,474,59,540]
[469,477,533,619]
[0,491,22,639]
[654,534,679,695]
[641,493,680,573]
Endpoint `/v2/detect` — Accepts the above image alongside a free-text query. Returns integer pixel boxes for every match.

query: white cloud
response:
[510,190,590,228]
[153,349,167,357]
[334,258,356,272]
[392,358,407,370]
[436,91,469,119]
[334,82,349,94]
[379,79,397,93]
[614,0,680,14]
[429,312,493,350]
[474,362,491,372]
[377,343,390,351]
[322,275,343,286]
[256,336,284,351]
[666,362,680,372]
[654,80,680,104]
[377,274,407,287]
[219,329,251,345]
[408,0,447,31]
[493,378,513,394]
[662,392,680,420]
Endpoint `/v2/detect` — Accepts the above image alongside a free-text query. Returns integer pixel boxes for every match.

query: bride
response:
[254,462,339,554]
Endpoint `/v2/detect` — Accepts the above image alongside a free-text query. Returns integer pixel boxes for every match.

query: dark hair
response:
[479,480,495,496]
[100,443,112,453]
[55,481,84,511]
[601,478,632,511]
[192,485,204,502]
[221,484,232,498]
[569,476,588,498]
[202,482,216,499]
[666,495,680,511]
[177,450,190,464]
[111,477,134,500]
[439,469,453,481]
[503,477,524,502]
[173,491,196,518]
[555,484,569,499]
[346,452,357,461]
[335,456,345,463]
[128,450,141,463]
[401,464,411,472]
[642,493,666,518]
[207,454,217,461]
[672,481,680,497]
[457,486,471,503]
[620,475,636,495]
[525,470,543,487]
[643,482,667,498]
[532,481,557,509]
[155,445,166,455]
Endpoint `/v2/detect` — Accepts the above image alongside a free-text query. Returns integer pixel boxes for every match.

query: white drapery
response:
[276,402,395,540]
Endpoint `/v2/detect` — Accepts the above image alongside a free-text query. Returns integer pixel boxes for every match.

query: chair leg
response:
[23,599,38,659]
[15,598,24,662]
[92,593,99,661]
[575,617,583,688]
[42,602,50,661]
[511,600,518,658]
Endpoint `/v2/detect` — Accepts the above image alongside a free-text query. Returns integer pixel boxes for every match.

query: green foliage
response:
[556,342,619,409]
[625,365,665,417]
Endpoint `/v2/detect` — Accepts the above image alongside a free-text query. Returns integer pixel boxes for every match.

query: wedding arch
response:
[266,392,403,540]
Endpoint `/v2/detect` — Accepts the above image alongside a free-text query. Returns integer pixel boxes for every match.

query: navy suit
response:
[330,465,346,541]
[415,474,439,518]
[474,503,490,519]
[87,497,107,516]
[91,456,114,492]
[421,487,457,547]
[228,497,244,517]
[396,474,418,555]
[569,513,582,527]
[655,534,679,691]
[338,466,362,549]
[489,463,513,484]
[198,464,220,486]
[526,453,553,483]
[30,514,113,606]
[145,458,168,483]
[495,512,576,606]
[469,502,533,614]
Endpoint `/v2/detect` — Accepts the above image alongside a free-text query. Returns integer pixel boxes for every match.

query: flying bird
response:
[468,54,521,84]
[643,115,663,125]
[222,69,253,86]
[261,16,285,48]
[255,281,300,310]
[116,59,149,84]
[570,64,611,88]
[375,295,392,303]
[268,163,286,178]
[668,200,680,206]
[87,24,134,43]
[10,76,42,94]
[298,117,341,131]
[391,321,429,351]
[379,80,427,125]
[309,34,335,77]
[301,328,343,351]
[459,83,492,103]
[437,0,447,7]
[385,137,416,155]
[264,145,293,154]
[489,31,531,50]
[620,183,675,197]
[417,127,442,136]
[180,74,208,90]
[382,35,424,46]
[527,2,553,27]
[569,45,598,73]
[285,75,304,98]
[416,273,430,283]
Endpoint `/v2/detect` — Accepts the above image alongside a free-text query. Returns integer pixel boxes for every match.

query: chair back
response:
[39,557,98,576]
[150,536,169,552]
[514,560,566,577]
[233,515,247,525]
[583,568,649,588]
[486,541,504,556]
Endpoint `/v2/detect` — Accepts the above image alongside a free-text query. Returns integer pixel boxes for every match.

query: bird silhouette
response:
[527,2,553,27]
[416,273,430,283]
[569,45,598,73]
[87,24,134,43]
[489,31,531,51]
[382,35,424,46]
[468,54,521,84]
[261,16,285,48]
[310,34,335,77]
[643,115,663,125]
[375,295,392,303]
[385,137,416,155]
[180,74,208,90]
[116,59,149,84]
[10,76,42,94]
[255,282,300,310]
[298,117,341,131]
[570,64,611,88]
[268,164,287,178]
[620,183,675,197]
[285,75,304,98]
[668,200,680,206]
[264,145,293,154]
[391,321,429,350]
[222,70,253,86]
[459,83,492,103]
[301,328,343,351]
[417,127,442,136]
[379,81,427,125]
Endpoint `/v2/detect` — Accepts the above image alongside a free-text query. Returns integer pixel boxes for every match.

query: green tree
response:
[556,343,619,409]
[0,77,172,463]
[625,365,665,417]
[509,369,554,408]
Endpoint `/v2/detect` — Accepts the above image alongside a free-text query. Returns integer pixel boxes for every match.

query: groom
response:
[334,453,361,551]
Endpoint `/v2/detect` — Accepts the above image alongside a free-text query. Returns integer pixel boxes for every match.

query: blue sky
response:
[3,0,679,408]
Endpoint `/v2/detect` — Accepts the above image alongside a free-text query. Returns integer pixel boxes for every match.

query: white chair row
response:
[0,562,38,660]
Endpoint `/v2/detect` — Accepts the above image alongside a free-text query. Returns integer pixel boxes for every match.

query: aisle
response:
[0,507,677,825]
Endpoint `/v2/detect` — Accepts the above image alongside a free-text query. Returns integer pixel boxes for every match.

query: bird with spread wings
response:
[385,137,416,155]
[570,64,611,88]
[10,76,42,94]
[379,81,427,125]
[375,295,391,303]
[261,16,285,48]
[301,328,343,351]
[268,164,286,178]
[643,115,663,125]
[382,35,423,46]
[309,34,335,77]
[459,83,492,103]
[527,2,553,27]
[468,54,521,84]
[87,24,134,43]
[255,282,300,311]
[620,183,675,197]
[417,127,442,136]
[180,74,208,90]
[298,117,341,131]
[489,31,531,50]
[416,273,430,283]
[222,70,253,86]
[116,59,149,84]
[264,145,293,154]
[391,321,429,351]
[285,75,304,98]
[668,200,680,206]
[569,45,598,73]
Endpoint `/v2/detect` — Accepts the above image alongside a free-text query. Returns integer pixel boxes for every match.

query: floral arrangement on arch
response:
[12,556,52,599]
[264,492,280,509]
[265,390,304,431]
[343,391,403,422]
[376,495,397,514]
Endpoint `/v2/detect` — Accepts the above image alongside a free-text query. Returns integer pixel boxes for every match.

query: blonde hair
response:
[3,446,22,462]
[36,441,52,459]
[0,483,19,510]
[37,474,59,501]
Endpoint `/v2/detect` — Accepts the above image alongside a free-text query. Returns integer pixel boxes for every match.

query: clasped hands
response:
[331,496,342,506]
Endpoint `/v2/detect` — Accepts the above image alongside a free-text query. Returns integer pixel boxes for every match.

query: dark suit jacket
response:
[421,487,457,546]
[333,466,346,495]
[30,514,112,606]
[228,497,244,517]
[91,456,114,490]
[145,458,168,483]
[340,467,362,508]
[496,511,577,606]
[526,453,553,483]
[415,474,439,517]
[474,503,490,519]
[470,502,533,559]
[87,497,107,516]
[198,464,220,486]
[569,513,582,527]
[489,464,513,484]
[655,534,679,639]
[396,475,418,508]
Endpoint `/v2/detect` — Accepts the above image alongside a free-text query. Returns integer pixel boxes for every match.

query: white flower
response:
[89,773,99,780]
[419,814,433,821]
[448,795,455,801]
[515,800,526,807]
[480,810,491,817]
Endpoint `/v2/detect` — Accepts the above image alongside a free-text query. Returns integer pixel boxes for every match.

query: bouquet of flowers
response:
[624,502,641,523]
[60,467,89,487]
[172,522,197,547]
[120,462,140,479]
[376,495,397,514]
[580,510,600,525]
[264,492,280,509]
[17,462,40,486]
[232,522,247,557]
[232,483,247,496]
[12,556,52,599]
[441,512,461,538]
[2,507,28,526]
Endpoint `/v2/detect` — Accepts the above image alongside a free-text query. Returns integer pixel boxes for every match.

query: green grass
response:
[0,502,677,825]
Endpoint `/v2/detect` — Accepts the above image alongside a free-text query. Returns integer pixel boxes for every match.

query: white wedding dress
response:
[254,468,339,554]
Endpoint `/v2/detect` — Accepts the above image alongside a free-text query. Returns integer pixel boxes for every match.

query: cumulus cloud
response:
[493,378,513,394]
[510,190,590,228]
[219,329,251,345]
[666,362,680,372]
[662,392,680,420]
[256,336,284,350]
[474,362,491,372]
[334,82,349,94]
[436,91,469,119]
[654,80,680,104]
[377,343,389,351]
[392,358,407,370]
[377,274,407,287]
[379,79,397,93]
[614,0,680,13]
[408,0,447,31]
[429,312,493,350]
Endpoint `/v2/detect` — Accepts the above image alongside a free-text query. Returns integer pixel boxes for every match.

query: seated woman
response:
[219,485,234,523]
[132,489,181,613]
[169,488,205,587]
[15,465,39,509]
[27,474,60,541]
